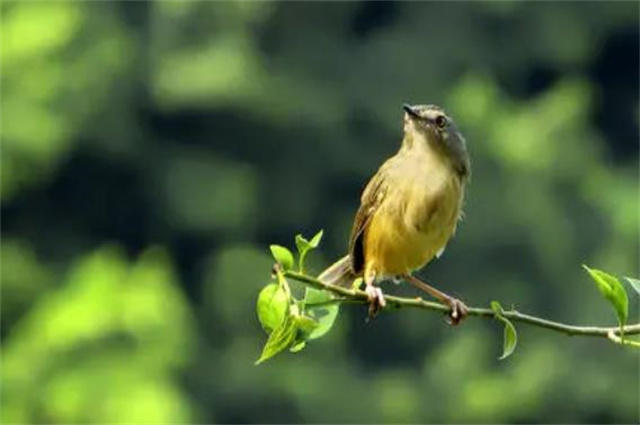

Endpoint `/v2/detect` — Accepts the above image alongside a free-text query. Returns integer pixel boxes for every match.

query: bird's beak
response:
[403,104,420,119]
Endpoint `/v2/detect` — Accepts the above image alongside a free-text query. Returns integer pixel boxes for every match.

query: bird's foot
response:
[443,296,468,326]
[402,274,468,326]
[365,285,386,319]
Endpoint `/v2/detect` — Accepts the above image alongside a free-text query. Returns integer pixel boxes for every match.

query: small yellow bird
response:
[319,104,471,323]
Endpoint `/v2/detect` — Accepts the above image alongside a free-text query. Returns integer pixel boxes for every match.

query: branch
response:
[284,270,640,340]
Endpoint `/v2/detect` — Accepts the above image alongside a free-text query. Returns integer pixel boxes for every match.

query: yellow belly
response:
[363,172,462,278]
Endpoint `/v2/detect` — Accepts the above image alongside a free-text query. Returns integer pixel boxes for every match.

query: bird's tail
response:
[318,255,357,288]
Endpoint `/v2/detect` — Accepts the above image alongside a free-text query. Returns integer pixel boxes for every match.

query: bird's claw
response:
[444,297,468,326]
[365,285,386,319]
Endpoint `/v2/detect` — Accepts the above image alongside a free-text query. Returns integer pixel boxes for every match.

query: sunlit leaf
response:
[1,246,196,423]
[256,283,288,333]
[3,2,82,62]
[623,277,640,296]
[255,315,297,365]
[583,265,628,329]
[269,245,294,271]
[304,288,339,340]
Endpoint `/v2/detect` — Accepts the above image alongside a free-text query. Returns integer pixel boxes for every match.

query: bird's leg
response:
[403,274,468,325]
[364,271,385,318]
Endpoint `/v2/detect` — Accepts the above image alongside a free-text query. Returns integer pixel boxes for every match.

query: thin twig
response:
[304,298,361,308]
[284,271,640,340]
[607,331,640,347]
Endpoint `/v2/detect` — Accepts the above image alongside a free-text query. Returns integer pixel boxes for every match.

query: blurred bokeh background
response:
[1,1,639,423]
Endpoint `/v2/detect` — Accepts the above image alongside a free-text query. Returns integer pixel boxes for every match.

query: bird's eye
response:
[435,115,447,129]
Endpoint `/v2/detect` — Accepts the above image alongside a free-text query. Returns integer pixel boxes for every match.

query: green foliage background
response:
[1,1,638,423]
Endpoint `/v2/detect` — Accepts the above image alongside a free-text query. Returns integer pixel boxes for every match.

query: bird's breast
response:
[364,157,464,277]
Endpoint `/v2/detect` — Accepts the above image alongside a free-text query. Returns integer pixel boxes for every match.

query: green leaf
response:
[309,230,323,248]
[294,234,310,272]
[295,230,323,273]
[623,277,640,296]
[351,277,363,290]
[583,265,629,329]
[255,314,298,365]
[289,340,306,353]
[491,300,518,360]
[295,234,310,255]
[256,283,289,333]
[270,245,294,271]
[303,287,339,340]
[490,300,503,314]
[294,313,319,334]
[286,313,319,354]
[498,317,518,360]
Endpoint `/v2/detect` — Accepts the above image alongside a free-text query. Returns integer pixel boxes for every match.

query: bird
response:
[318,104,471,324]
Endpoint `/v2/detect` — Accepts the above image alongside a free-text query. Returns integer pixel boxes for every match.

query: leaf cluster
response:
[255,231,339,364]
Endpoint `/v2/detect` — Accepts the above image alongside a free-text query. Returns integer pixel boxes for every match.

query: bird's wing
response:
[348,163,390,274]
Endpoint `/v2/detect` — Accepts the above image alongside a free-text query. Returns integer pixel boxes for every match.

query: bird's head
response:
[402,103,470,177]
